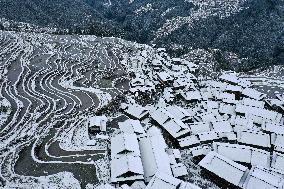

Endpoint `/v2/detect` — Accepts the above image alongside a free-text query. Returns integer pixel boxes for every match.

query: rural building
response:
[199,152,249,187]
[87,115,108,132]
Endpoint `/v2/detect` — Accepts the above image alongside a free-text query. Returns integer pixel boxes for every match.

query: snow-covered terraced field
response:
[0,31,151,188]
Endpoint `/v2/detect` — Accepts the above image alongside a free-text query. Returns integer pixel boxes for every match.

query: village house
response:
[87,115,108,133]
[201,101,220,114]
[180,90,202,102]
[206,80,228,92]
[213,142,270,167]
[145,172,200,189]
[189,145,211,157]
[151,59,163,71]
[164,105,193,122]
[200,88,215,100]
[95,184,116,189]
[188,122,211,134]
[131,181,146,189]
[145,172,182,189]
[138,127,172,182]
[224,85,242,99]
[235,104,283,125]
[219,73,252,88]
[210,120,233,133]
[156,72,174,86]
[219,92,238,105]
[199,151,249,187]
[162,88,175,103]
[242,166,284,189]
[178,135,200,148]
[171,163,188,178]
[242,88,267,101]
[219,103,236,116]
[230,115,254,132]
[121,103,149,120]
[111,133,144,183]
[111,154,144,183]
[271,152,284,172]
[150,108,191,138]
[237,130,271,148]
[242,98,265,108]
[118,119,146,136]
[265,98,284,113]
[120,184,132,189]
[111,133,141,160]
[219,72,240,86]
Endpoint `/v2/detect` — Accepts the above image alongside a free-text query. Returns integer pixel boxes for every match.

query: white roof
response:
[123,103,149,120]
[272,152,284,172]
[220,92,237,104]
[237,130,271,148]
[145,172,182,189]
[163,119,190,138]
[179,182,201,189]
[207,80,227,90]
[190,146,211,157]
[178,135,200,147]
[181,91,202,101]
[211,120,233,132]
[219,73,239,84]
[276,94,284,102]
[198,131,220,142]
[172,58,182,63]
[274,134,284,153]
[188,122,211,134]
[151,108,190,138]
[111,154,144,182]
[164,105,192,121]
[166,149,182,159]
[265,98,284,107]
[95,184,116,189]
[213,142,270,167]
[111,133,141,159]
[88,115,108,130]
[231,116,253,131]
[243,166,284,189]
[120,184,132,189]
[198,112,217,123]
[262,122,284,135]
[235,104,282,124]
[202,101,220,110]
[242,98,265,108]
[242,88,266,100]
[199,151,249,186]
[171,163,188,178]
[201,90,214,100]
[118,119,145,135]
[219,103,236,115]
[157,72,174,82]
[238,78,252,88]
[225,85,243,92]
[139,127,172,182]
[152,59,163,66]
[131,181,146,189]
[150,108,171,125]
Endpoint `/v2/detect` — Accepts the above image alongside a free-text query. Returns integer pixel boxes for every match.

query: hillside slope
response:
[0,0,283,70]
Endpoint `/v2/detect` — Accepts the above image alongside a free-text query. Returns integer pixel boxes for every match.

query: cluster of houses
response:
[88,50,284,188]
[110,120,197,188]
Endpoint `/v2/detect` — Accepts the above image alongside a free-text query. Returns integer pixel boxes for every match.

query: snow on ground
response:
[4,172,80,189]
[59,119,108,152]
